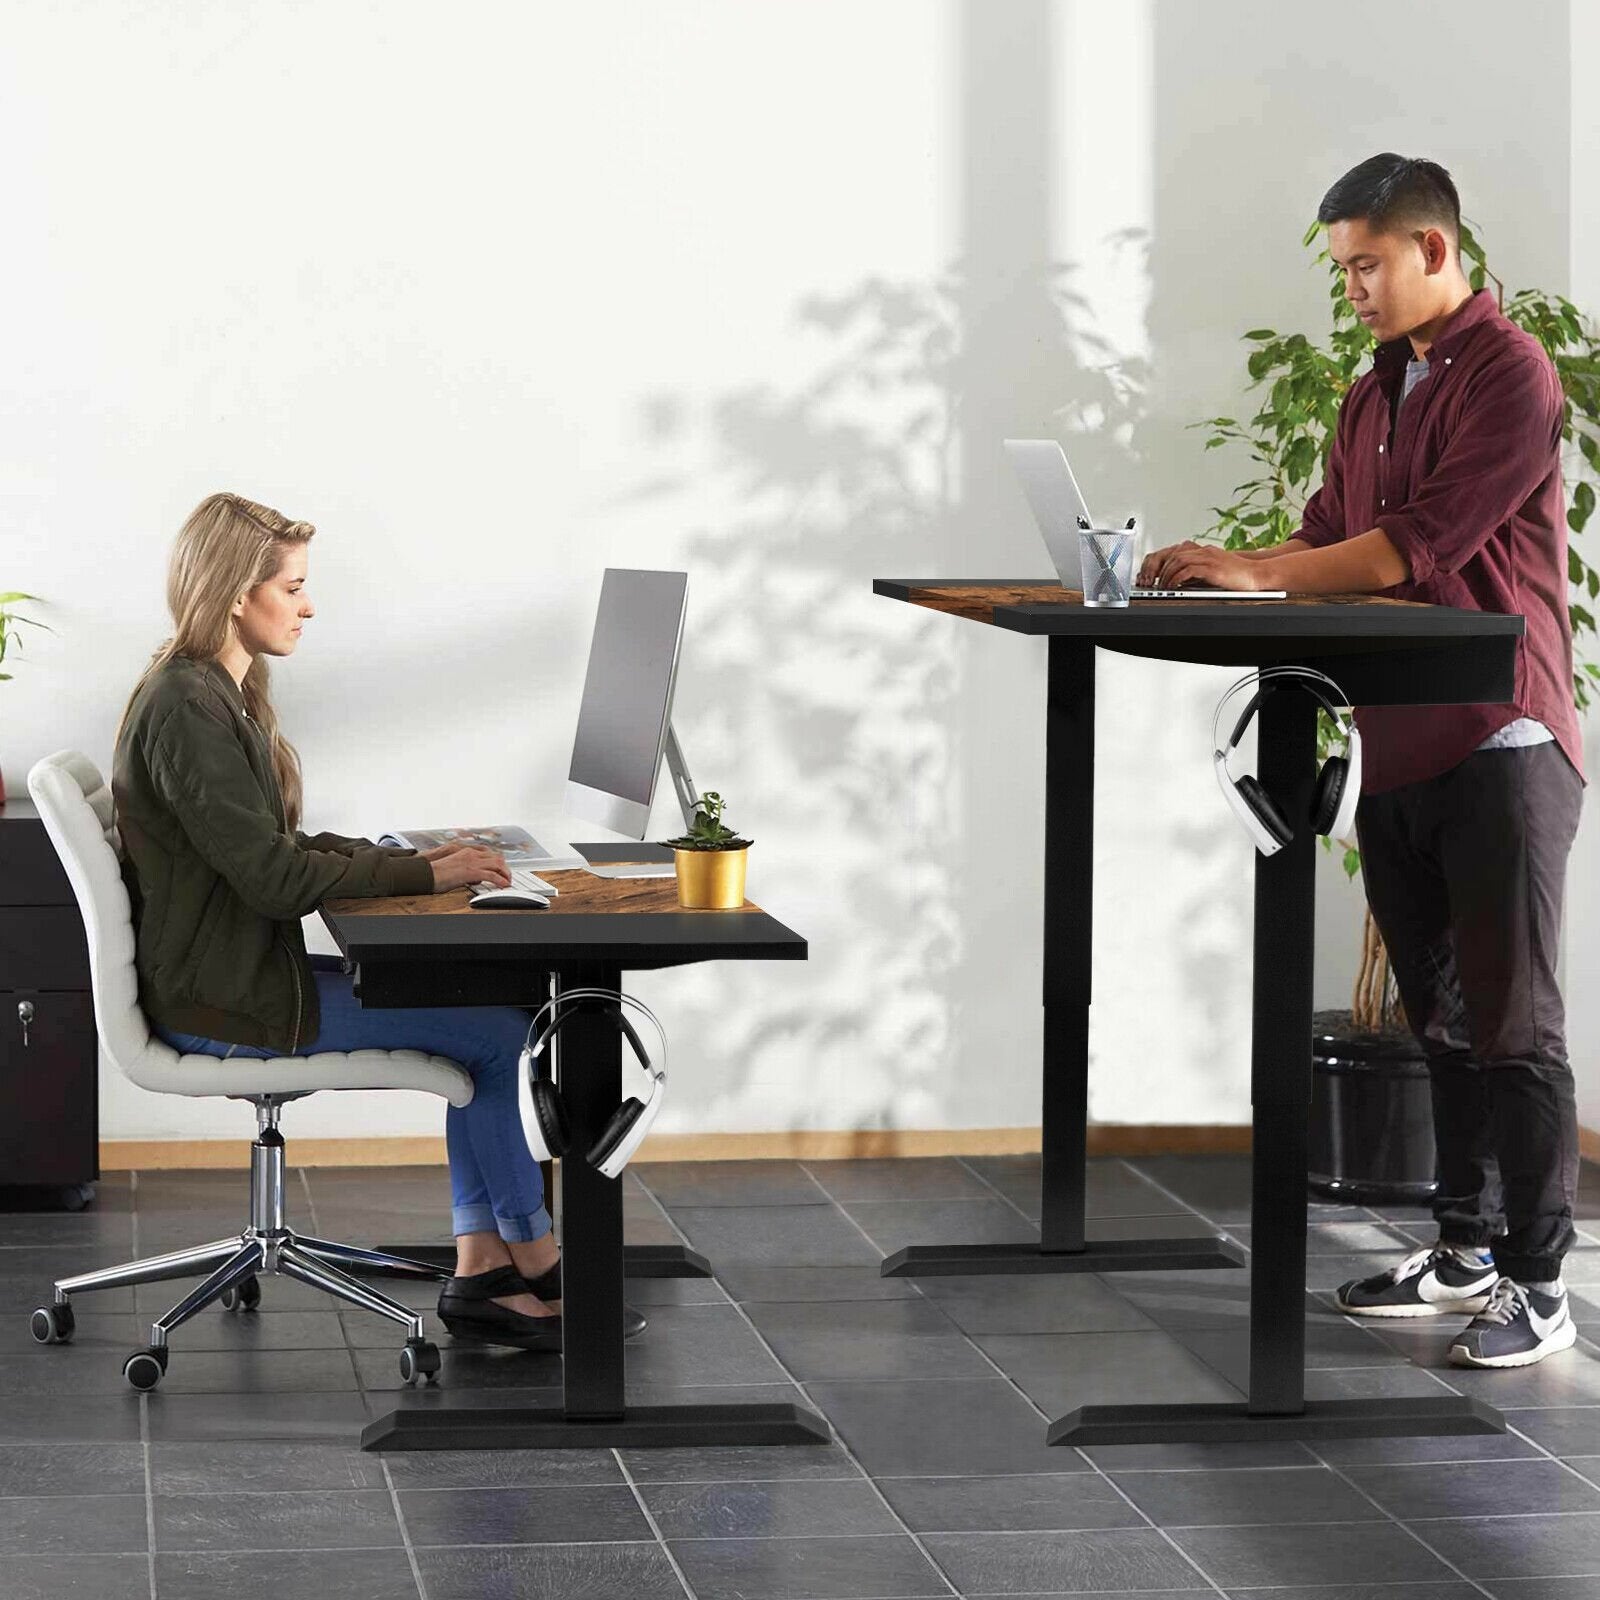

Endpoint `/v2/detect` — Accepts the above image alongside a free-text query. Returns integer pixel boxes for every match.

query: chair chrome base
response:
[45,1099,447,1357]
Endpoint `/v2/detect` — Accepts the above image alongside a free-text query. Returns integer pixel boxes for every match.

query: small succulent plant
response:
[663,791,752,851]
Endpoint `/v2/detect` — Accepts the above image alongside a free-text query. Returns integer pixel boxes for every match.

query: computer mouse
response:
[468,890,550,910]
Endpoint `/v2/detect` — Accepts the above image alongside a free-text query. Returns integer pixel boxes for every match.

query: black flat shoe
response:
[436,1265,563,1353]
[525,1257,649,1341]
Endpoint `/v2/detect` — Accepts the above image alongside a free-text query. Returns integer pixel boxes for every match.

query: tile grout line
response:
[1111,1159,1526,1596]
[950,1152,1048,1229]
[1107,1157,1225,1230]
[1184,1155,1600,1588]
[131,1172,158,1600]
[970,1157,1543,1589]
[958,1153,1277,1407]
[1110,1159,1496,1413]
[295,1168,369,1403]
[26,1534,1591,1567]
[18,1471,1600,1527]
[1306,1448,1498,1599]
[16,1463,1520,1497]
[10,1538,671,1557]
[635,1173,963,1599]
[794,1162,1229,1600]
[140,1393,157,1600]
[655,1507,1600,1529]
[1550,1447,1600,1497]
[380,1457,433,1600]
[299,1167,429,1600]
[20,1161,1598,1588]
[842,1214,1227,1593]
[951,1147,1264,1402]
[1011,1158,1273,1420]
[610,1447,699,1600]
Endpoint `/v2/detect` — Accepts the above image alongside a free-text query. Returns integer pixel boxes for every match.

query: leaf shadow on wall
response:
[612,263,1153,1134]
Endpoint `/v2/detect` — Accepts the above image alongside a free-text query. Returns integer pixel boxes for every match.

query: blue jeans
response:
[152,955,552,1244]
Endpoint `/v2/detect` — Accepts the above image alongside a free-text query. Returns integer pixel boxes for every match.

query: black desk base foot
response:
[1048,1395,1505,1447]
[622,1244,714,1278]
[362,1402,832,1451]
[373,1243,714,1279]
[881,1235,1247,1278]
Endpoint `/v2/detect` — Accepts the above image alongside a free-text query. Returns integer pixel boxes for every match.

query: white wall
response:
[0,0,1581,1142]
[1566,0,1600,1133]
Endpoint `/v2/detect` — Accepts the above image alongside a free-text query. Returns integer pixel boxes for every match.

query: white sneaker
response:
[1448,1278,1578,1369]
[1335,1245,1498,1318]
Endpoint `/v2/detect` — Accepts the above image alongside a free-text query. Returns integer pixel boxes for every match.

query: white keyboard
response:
[474,867,559,897]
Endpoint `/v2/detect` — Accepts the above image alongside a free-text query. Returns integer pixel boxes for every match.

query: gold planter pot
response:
[673,846,749,909]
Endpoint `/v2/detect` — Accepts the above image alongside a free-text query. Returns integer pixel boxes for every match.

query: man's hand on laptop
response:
[1138,540,1205,587]
[1140,541,1267,591]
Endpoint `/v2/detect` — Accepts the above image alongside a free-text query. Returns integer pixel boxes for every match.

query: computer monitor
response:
[565,568,700,839]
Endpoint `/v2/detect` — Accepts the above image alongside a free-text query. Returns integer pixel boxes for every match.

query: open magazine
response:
[377,825,584,873]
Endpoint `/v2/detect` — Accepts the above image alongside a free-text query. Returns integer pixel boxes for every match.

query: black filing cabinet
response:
[0,796,98,1205]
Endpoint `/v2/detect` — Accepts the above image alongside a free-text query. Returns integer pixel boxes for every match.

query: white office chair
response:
[25,751,477,1391]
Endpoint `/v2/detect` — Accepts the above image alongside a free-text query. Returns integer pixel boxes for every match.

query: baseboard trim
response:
[99,1137,453,1171]
[98,1124,1260,1172]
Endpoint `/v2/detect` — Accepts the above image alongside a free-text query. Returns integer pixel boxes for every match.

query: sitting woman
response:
[112,490,643,1352]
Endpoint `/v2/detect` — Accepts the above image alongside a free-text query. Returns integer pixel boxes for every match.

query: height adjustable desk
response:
[874,582,1519,1445]
[322,850,827,1452]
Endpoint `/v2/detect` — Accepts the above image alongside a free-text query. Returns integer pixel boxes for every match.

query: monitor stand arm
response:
[664,723,700,834]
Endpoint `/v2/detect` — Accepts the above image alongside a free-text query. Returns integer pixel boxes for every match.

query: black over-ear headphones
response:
[517,989,667,1179]
[1212,666,1363,856]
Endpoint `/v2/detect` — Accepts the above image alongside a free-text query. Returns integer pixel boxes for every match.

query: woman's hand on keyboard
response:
[417,841,467,862]
[428,846,512,893]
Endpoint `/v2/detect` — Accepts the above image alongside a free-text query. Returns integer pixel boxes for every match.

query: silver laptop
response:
[1003,439,1286,600]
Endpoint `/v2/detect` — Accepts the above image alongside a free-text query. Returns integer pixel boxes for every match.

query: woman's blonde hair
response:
[118,492,316,831]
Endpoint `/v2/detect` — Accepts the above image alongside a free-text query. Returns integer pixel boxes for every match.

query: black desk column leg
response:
[1040,636,1094,1254]
[1247,687,1316,1414]
[881,639,1242,1279]
[1047,681,1502,1444]
[361,959,831,1449]
[556,968,627,1421]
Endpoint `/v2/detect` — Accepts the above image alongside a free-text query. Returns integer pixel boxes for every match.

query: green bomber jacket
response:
[112,655,435,1052]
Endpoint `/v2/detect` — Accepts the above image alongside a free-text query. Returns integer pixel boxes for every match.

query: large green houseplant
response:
[1195,225,1600,1029]
[0,592,52,805]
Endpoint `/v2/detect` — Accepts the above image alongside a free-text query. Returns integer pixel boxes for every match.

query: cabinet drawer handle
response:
[17,999,34,1048]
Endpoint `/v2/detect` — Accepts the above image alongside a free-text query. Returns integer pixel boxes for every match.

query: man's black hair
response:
[1317,154,1461,247]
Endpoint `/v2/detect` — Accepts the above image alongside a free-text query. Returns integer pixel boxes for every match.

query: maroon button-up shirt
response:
[1297,288,1584,793]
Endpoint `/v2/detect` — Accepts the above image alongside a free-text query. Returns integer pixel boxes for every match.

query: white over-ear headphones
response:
[517,988,667,1180]
[1212,666,1362,856]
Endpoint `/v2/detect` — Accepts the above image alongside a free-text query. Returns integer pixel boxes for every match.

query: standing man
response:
[1140,153,1586,1368]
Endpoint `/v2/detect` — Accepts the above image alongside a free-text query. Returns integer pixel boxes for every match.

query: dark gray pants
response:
[1355,741,1584,1284]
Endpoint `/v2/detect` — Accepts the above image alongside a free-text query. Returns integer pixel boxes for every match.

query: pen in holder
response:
[1077,518,1137,608]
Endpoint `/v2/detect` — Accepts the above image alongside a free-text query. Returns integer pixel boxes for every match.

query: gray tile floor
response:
[1,1153,1597,1598]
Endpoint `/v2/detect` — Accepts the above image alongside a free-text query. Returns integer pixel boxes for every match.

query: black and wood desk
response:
[322,848,828,1451]
[874,582,1518,1445]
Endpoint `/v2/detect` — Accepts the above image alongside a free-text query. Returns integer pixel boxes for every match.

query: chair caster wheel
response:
[123,1346,169,1391]
[30,1303,75,1344]
[219,1277,261,1312]
[400,1339,441,1386]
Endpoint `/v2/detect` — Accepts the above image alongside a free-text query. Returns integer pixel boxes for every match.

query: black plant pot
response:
[1309,1009,1438,1206]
